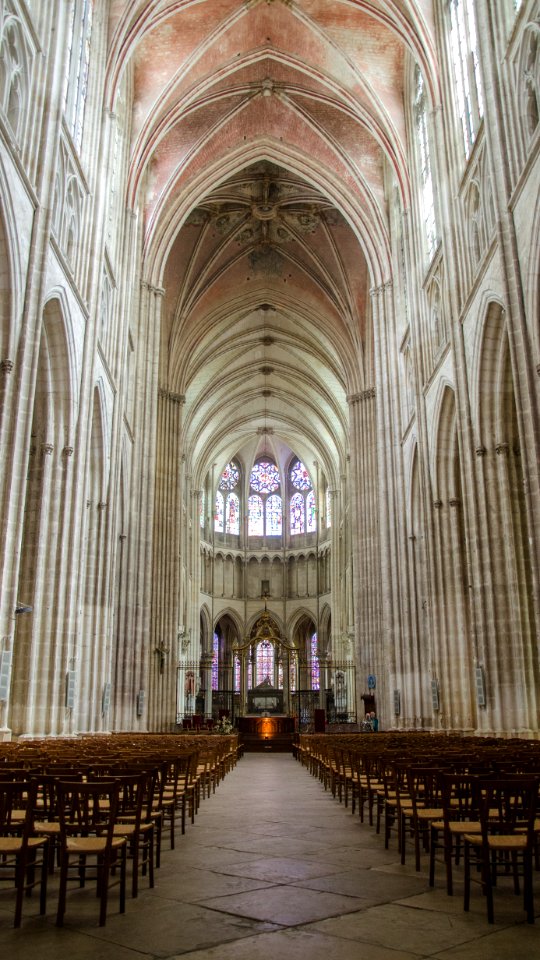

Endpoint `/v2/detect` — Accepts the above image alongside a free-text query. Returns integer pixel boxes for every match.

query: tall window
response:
[214,491,224,533]
[63,1,93,153]
[248,461,282,536]
[326,488,332,528]
[413,67,437,259]
[256,640,274,685]
[211,632,219,691]
[449,0,484,159]
[215,461,240,535]
[289,460,316,535]
[311,632,320,690]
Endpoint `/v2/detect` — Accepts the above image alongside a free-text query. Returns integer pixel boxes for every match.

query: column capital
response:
[369,279,393,297]
[158,387,185,404]
[347,387,375,405]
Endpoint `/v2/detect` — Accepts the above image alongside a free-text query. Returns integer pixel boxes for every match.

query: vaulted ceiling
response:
[106,0,436,486]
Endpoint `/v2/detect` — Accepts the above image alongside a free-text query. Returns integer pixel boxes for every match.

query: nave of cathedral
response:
[0,0,539,740]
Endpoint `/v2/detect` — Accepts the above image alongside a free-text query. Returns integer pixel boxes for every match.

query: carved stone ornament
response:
[1,358,14,374]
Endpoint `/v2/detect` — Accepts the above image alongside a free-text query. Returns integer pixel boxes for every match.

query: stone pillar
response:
[150,386,185,730]
[201,653,213,719]
[347,388,380,713]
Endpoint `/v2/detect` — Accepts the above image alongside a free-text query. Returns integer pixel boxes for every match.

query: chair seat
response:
[34,820,60,834]
[487,834,529,850]
[431,819,481,833]
[417,807,443,820]
[65,835,126,854]
[0,835,46,853]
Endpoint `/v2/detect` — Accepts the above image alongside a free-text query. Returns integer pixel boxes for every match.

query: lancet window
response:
[311,631,320,690]
[248,461,282,536]
[215,461,241,535]
[63,0,93,152]
[448,0,484,159]
[289,460,316,535]
[413,67,438,259]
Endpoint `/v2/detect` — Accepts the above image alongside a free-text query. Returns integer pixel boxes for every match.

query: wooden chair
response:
[403,766,444,871]
[0,779,49,926]
[55,779,127,927]
[463,776,539,924]
[112,771,156,898]
[429,772,483,895]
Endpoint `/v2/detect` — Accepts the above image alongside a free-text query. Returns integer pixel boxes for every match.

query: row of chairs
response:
[0,733,241,927]
[297,732,540,924]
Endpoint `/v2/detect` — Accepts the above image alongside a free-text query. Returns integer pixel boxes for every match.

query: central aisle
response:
[1,754,538,959]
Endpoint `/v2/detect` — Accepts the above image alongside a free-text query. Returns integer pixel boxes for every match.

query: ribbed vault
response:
[106,0,435,482]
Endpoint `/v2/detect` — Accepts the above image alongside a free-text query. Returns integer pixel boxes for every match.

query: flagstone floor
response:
[1,751,538,959]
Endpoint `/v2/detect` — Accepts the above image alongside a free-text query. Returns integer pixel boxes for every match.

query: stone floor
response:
[1,753,539,959]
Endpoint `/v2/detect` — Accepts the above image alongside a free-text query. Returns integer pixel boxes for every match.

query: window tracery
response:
[215,461,241,534]
[248,461,282,536]
[519,20,540,147]
[63,0,93,153]
[449,0,484,159]
[289,460,315,536]
[0,3,32,144]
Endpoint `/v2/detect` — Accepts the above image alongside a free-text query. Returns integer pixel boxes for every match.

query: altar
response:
[237,714,295,751]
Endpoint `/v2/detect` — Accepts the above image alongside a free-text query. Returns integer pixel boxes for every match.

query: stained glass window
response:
[414,67,437,259]
[311,632,320,690]
[290,492,305,535]
[215,491,224,533]
[290,653,297,692]
[212,632,219,691]
[226,492,240,535]
[219,462,239,490]
[266,495,282,535]
[200,490,205,528]
[326,488,332,528]
[449,0,484,159]
[290,460,312,490]
[257,640,274,685]
[248,494,264,536]
[63,0,93,153]
[306,490,316,532]
[234,656,241,692]
[250,461,280,493]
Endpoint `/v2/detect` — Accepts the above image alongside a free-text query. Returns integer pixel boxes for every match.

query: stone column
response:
[201,653,213,719]
[150,386,185,730]
[347,388,380,710]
